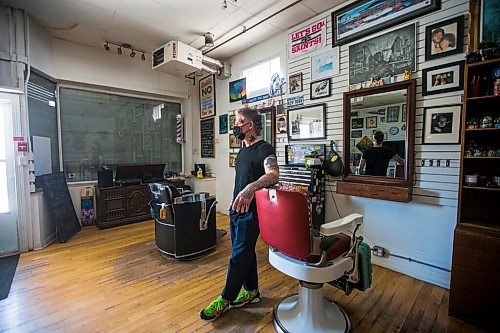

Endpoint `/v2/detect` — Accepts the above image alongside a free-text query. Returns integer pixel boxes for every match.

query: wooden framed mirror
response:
[337,80,416,202]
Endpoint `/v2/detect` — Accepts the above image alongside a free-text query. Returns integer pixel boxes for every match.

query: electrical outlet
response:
[373,246,386,257]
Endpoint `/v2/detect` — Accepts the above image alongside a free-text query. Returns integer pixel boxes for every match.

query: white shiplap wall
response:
[281,0,468,208]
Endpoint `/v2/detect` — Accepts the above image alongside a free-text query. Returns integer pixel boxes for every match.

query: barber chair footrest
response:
[273,284,351,333]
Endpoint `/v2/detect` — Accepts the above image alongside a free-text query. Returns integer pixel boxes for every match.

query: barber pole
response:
[176,114,184,143]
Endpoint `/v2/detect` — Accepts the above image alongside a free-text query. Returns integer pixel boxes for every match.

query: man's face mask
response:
[233,121,250,140]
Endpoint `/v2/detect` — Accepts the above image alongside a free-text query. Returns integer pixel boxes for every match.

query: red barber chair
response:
[256,188,368,333]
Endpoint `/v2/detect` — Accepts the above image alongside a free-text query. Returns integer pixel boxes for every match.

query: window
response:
[242,56,281,96]
[59,88,181,182]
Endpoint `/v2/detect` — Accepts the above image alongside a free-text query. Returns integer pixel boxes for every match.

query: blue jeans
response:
[221,209,260,301]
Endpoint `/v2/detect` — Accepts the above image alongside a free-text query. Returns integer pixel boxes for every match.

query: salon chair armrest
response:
[320,213,363,236]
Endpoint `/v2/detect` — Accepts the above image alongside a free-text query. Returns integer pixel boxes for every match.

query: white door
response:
[0,94,19,254]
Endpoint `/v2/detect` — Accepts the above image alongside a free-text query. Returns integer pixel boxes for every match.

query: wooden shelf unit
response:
[449,59,500,327]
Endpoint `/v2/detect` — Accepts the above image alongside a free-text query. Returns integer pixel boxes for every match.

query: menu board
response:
[200,118,215,158]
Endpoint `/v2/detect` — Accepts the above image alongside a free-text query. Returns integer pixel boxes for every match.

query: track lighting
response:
[117,46,122,54]
[130,50,136,58]
[221,0,227,9]
[141,53,146,61]
[104,42,110,51]
[204,33,214,47]
[105,41,146,61]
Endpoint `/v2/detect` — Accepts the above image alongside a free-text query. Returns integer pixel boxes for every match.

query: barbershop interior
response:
[0,0,499,332]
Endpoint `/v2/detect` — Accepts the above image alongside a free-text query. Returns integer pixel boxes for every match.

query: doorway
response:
[0,94,19,254]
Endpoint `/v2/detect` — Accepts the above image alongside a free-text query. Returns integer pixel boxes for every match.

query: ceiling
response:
[1,0,348,59]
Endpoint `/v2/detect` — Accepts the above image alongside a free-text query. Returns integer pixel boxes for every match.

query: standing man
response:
[200,108,279,322]
[359,131,404,176]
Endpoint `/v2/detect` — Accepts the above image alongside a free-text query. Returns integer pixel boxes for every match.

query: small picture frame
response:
[422,105,462,144]
[311,48,340,80]
[289,73,303,94]
[386,106,400,123]
[425,15,464,61]
[229,114,236,130]
[402,105,407,122]
[310,78,331,100]
[276,115,287,134]
[351,118,364,129]
[229,153,238,167]
[422,61,465,96]
[366,116,377,129]
[229,133,242,148]
[351,130,362,138]
[219,114,228,134]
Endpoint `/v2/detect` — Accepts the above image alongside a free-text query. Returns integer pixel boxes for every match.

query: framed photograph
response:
[288,104,326,141]
[311,48,340,80]
[332,0,440,46]
[229,78,246,102]
[200,74,215,119]
[229,133,242,148]
[422,105,462,144]
[351,130,362,138]
[422,61,465,96]
[349,24,416,84]
[276,115,287,134]
[229,114,236,130]
[219,114,228,134]
[351,118,364,129]
[481,0,500,44]
[289,73,303,94]
[229,153,238,167]
[310,79,331,100]
[366,116,377,129]
[425,16,464,61]
[386,106,400,123]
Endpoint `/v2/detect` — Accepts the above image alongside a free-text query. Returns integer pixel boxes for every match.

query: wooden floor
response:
[0,213,490,333]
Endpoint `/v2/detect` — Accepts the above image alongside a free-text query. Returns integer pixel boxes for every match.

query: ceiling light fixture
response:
[104,42,110,51]
[204,33,214,47]
[130,50,136,58]
[117,46,122,54]
[141,53,146,61]
[221,0,227,9]
[105,41,146,61]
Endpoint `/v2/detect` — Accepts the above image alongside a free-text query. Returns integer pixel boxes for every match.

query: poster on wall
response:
[349,24,416,85]
[332,0,440,46]
[288,18,327,58]
[200,75,215,119]
[229,78,246,102]
[200,118,215,158]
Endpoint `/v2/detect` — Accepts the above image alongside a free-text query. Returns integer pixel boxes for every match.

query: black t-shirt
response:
[362,146,396,176]
[233,140,275,210]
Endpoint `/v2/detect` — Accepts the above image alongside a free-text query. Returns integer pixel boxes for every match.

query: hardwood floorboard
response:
[0,213,489,332]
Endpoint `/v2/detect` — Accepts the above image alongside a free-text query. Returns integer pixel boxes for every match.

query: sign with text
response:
[200,118,215,158]
[200,75,215,119]
[288,18,326,58]
[287,96,304,109]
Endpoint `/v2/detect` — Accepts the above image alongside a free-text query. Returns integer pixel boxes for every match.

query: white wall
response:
[211,0,468,288]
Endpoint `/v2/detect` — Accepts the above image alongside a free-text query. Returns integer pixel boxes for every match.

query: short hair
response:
[236,107,263,136]
[432,28,444,37]
[373,131,384,144]
[442,33,456,47]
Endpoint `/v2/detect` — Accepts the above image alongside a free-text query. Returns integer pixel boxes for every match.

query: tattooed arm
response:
[232,154,279,213]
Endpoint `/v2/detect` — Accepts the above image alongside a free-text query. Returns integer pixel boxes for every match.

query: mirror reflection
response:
[349,89,407,178]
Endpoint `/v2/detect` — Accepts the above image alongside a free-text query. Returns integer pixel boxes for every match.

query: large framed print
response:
[425,16,464,61]
[288,18,326,58]
[200,75,215,118]
[349,24,416,85]
[422,61,465,96]
[422,105,462,144]
[310,79,331,100]
[311,48,340,80]
[288,104,326,141]
[332,0,440,46]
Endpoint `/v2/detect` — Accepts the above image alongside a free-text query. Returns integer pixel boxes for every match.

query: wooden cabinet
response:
[95,179,185,228]
[449,58,500,327]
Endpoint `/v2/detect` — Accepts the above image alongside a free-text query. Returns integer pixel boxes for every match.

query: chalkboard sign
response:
[39,172,81,243]
[200,118,215,158]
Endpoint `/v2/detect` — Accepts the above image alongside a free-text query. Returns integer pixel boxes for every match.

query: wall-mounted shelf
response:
[462,186,500,191]
[464,128,500,132]
[466,95,500,101]
[463,156,500,159]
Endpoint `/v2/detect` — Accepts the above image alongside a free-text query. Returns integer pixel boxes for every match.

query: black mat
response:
[217,229,227,242]
[0,254,19,300]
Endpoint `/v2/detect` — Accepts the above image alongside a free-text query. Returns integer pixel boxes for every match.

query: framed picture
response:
[402,105,407,122]
[349,24,416,85]
[310,79,331,100]
[481,0,500,44]
[229,78,246,102]
[386,106,400,123]
[200,74,215,119]
[351,118,364,129]
[229,153,238,167]
[311,48,340,80]
[425,16,464,61]
[351,130,362,138]
[219,114,228,134]
[366,116,377,129]
[276,115,287,134]
[288,104,326,141]
[289,73,303,94]
[229,133,242,148]
[332,0,440,46]
[422,105,462,144]
[229,114,236,130]
[422,61,465,96]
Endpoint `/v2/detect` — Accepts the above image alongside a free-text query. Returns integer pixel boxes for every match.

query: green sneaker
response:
[229,290,262,308]
[199,296,230,322]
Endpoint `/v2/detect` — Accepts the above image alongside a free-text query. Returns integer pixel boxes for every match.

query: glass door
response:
[0,94,19,254]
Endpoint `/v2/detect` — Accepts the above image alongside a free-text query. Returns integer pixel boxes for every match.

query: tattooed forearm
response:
[241,173,279,198]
